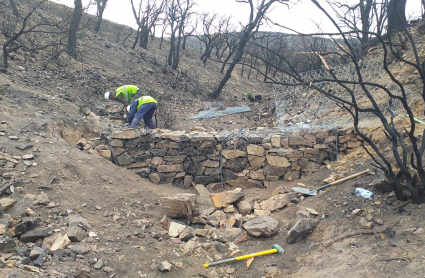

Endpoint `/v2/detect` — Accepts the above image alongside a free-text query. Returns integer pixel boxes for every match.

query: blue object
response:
[354,188,374,199]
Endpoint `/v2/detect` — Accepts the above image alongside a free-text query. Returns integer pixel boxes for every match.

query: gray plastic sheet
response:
[189,106,251,119]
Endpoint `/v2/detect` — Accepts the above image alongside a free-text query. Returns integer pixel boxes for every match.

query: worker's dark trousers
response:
[129,103,157,129]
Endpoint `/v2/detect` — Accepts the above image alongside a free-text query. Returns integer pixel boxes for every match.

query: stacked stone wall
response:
[102,128,361,188]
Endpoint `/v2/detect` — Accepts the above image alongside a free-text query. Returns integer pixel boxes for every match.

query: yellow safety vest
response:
[136,96,157,109]
[115,85,139,102]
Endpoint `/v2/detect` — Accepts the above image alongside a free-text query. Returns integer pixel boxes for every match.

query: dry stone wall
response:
[101,128,361,188]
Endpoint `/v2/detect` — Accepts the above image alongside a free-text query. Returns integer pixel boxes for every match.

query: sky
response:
[50,0,421,34]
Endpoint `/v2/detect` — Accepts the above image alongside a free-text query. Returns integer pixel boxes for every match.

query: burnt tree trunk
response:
[67,0,83,59]
[94,0,108,32]
[387,0,407,35]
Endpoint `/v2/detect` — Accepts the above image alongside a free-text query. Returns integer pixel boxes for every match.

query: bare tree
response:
[1,0,67,72]
[9,0,20,17]
[209,0,289,99]
[182,16,198,50]
[131,0,166,50]
[166,0,195,70]
[94,0,108,32]
[67,0,83,59]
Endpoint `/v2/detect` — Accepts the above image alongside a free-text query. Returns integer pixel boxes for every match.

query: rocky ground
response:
[1,1,425,278]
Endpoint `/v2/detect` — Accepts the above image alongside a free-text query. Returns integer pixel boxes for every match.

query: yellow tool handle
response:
[236,249,277,261]
[329,169,370,186]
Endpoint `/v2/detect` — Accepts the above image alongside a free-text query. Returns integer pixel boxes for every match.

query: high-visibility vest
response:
[115,85,139,102]
[136,96,157,109]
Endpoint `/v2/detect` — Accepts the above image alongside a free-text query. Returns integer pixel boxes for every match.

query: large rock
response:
[8,217,41,236]
[0,198,16,211]
[213,228,243,242]
[247,145,265,156]
[116,152,134,166]
[210,188,244,209]
[223,158,248,172]
[50,234,71,251]
[67,214,90,228]
[248,155,266,170]
[162,193,197,218]
[259,194,291,211]
[157,164,184,173]
[194,184,215,216]
[20,227,53,243]
[168,221,186,237]
[222,150,246,159]
[0,234,16,253]
[206,210,227,227]
[243,216,279,237]
[237,200,252,215]
[288,137,314,147]
[286,218,319,244]
[226,179,263,188]
[66,227,85,242]
[111,130,140,139]
[267,155,290,168]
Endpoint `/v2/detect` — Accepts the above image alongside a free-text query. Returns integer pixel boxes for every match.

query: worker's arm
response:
[127,101,138,124]
[115,94,129,112]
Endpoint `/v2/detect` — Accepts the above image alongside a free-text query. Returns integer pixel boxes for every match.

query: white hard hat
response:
[104,92,111,100]
[127,105,131,112]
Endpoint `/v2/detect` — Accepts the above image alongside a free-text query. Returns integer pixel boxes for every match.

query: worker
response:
[104,85,141,118]
[127,96,157,129]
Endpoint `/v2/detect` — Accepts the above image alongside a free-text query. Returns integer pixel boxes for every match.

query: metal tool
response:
[203,244,284,268]
[292,169,370,196]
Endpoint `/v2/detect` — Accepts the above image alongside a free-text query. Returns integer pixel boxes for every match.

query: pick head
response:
[272,244,284,255]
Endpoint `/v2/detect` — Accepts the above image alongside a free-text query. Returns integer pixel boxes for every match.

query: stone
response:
[67,214,90,228]
[254,209,271,216]
[94,258,103,269]
[22,154,34,160]
[162,193,197,219]
[157,164,184,173]
[303,162,321,172]
[284,171,300,181]
[188,163,205,176]
[266,155,290,168]
[50,234,71,251]
[163,155,187,164]
[66,227,85,242]
[194,175,220,184]
[226,179,263,188]
[210,188,244,209]
[103,266,114,273]
[116,152,134,166]
[204,167,220,175]
[0,224,6,235]
[250,170,265,181]
[151,156,163,165]
[288,137,314,147]
[169,221,186,237]
[259,195,291,213]
[111,130,140,139]
[286,218,319,244]
[214,228,243,242]
[149,173,161,184]
[263,165,287,177]
[29,246,45,260]
[158,261,173,272]
[246,145,265,156]
[243,216,279,237]
[9,217,41,236]
[136,168,151,178]
[223,158,248,172]
[15,144,34,151]
[347,141,362,148]
[0,234,16,253]
[248,155,266,170]
[0,198,16,211]
[271,136,281,148]
[98,150,111,158]
[207,210,227,227]
[110,139,124,147]
[33,193,50,205]
[67,245,91,254]
[37,183,52,190]
[20,227,53,243]
[315,131,329,139]
[222,150,246,159]
[34,252,48,267]
[194,184,215,216]
[184,176,193,188]
[236,201,252,215]
[179,226,196,241]
[203,160,220,168]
